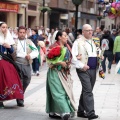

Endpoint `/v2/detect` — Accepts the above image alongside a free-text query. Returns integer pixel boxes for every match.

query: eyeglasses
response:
[84,30,93,32]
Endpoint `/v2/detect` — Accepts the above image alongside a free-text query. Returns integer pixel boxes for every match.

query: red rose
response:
[45,40,49,45]
[47,46,61,59]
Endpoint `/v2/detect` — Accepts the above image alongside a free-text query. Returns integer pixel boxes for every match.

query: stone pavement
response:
[1,63,120,120]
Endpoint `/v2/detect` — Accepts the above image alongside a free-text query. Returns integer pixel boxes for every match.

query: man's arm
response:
[28,41,39,59]
[71,40,84,69]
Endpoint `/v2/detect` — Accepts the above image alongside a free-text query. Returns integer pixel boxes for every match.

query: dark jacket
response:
[29,34,39,46]
[100,34,114,51]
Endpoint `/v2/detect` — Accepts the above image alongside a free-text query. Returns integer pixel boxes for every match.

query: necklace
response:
[19,40,25,52]
[86,40,93,52]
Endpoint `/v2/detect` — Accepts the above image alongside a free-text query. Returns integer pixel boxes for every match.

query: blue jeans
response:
[115,52,120,64]
[102,51,113,72]
[32,58,40,73]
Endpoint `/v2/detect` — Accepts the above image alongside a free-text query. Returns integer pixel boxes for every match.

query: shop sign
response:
[0,2,19,13]
[60,14,68,20]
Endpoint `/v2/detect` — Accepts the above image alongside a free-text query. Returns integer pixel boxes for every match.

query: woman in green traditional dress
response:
[46,31,77,120]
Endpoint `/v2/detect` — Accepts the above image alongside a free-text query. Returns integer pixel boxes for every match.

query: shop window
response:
[86,19,89,24]
[28,5,36,11]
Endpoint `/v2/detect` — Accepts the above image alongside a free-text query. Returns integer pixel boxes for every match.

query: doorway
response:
[28,16,36,28]
[17,14,23,27]
[0,12,7,23]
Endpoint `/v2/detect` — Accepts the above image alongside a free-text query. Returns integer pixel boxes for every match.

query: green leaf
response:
[39,6,51,13]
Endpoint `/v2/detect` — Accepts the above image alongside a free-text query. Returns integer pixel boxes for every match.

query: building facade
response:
[48,0,100,30]
[0,0,116,30]
[0,0,29,28]
[115,16,120,30]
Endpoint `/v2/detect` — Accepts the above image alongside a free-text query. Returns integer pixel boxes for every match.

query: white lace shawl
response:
[0,29,15,45]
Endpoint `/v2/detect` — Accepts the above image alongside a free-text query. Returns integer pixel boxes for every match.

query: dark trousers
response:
[115,52,120,64]
[102,50,113,72]
[76,69,96,116]
[16,63,31,104]
[16,63,31,92]
[32,58,40,73]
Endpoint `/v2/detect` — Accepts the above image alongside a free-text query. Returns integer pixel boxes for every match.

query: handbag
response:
[115,60,120,74]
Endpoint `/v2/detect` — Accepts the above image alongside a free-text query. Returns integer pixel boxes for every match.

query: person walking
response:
[113,29,120,64]
[12,26,38,107]
[46,31,76,120]
[100,29,114,73]
[0,22,23,108]
[111,29,117,42]
[94,26,103,39]
[29,29,40,76]
[72,24,99,119]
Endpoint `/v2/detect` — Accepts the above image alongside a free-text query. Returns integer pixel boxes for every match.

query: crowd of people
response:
[0,21,120,120]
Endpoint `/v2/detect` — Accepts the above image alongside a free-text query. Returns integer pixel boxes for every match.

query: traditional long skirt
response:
[46,68,75,114]
[0,59,23,101]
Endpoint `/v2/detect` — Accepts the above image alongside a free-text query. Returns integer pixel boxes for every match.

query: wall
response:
[116,17,120,30]
[7,12,17,28]
[49,0,58,7]
[104,17,115,30]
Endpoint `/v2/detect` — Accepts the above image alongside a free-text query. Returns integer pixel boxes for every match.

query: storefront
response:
[78,12,98,30]
[0,2,19,27]
[49,8,68,30]
[0,0,29,28]
[27,3,40,28]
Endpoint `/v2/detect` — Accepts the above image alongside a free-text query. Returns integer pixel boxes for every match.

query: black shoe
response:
[62,114,70,120]
[0,102,4,109]
[49,113,61,119]
[88,114,99,119]
[17,103,24,107]
[16,99,24,107]
[77,112,88,118]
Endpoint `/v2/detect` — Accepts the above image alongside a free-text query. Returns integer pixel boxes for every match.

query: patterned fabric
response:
[0,59,23,101]
[46,42,76,114]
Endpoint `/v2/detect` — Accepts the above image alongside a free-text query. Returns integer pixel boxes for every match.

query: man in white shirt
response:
[72,24,99,119]
[38,25,44,35]
[12,26,38,107]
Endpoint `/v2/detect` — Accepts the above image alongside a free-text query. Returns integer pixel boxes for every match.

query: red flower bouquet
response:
[45,40,49,47]
[47,46,61,59]
[47,46,66,65]
[47,46,68,71]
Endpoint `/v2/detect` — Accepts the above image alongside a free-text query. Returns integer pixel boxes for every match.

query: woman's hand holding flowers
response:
[60,61,67,68]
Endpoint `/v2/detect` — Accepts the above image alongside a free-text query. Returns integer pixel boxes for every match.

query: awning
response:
[0,2,19,13]
[80,12,98,20]
[6,0,29,4]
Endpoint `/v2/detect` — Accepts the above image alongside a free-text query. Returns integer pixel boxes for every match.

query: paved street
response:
[1,63,120,120]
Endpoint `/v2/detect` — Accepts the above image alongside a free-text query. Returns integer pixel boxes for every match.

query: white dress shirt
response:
[72,38,97,69]
[17,39,38,59]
